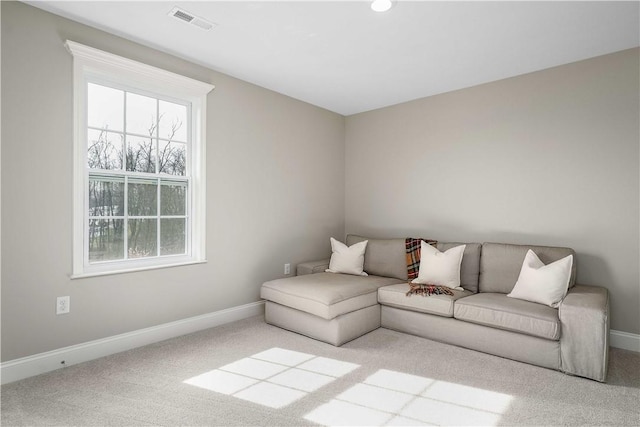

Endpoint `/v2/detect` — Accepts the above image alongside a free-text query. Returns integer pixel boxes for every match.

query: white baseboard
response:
[610,329,640,352]
[1,301,265,385]
[1,304,636,385]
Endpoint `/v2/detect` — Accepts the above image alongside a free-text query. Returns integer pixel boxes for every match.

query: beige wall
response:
[346,48,640,334]
[2,2,639,363]
[1,2,345,361]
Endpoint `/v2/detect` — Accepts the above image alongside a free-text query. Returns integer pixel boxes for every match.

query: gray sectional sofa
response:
[260,235,610,382]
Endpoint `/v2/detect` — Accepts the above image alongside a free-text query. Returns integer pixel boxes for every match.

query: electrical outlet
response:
[284,263,291,275]
[56,296,70,315]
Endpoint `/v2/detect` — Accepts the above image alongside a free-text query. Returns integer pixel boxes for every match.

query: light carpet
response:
[2,315,639,426]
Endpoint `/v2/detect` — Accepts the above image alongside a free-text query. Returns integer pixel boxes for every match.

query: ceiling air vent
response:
[168,7,216,31]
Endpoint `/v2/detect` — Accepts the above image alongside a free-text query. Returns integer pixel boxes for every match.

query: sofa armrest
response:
[296,259,330,276]
[559,284,609,382]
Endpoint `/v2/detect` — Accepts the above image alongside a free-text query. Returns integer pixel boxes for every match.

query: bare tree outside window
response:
[88,129,122,170]
[86,82,189,263]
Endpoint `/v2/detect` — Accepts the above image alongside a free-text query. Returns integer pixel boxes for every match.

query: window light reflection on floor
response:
[183,347,359,409]
[304,368,513,426]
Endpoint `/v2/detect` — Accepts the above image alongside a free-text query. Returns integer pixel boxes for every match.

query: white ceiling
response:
[26,1,640,115]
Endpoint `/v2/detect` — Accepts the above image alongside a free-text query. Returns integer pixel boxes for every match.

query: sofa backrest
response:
[479,242,577,294]
[346,235,407,281]
[437,242,482,293]
[345,235,481,293]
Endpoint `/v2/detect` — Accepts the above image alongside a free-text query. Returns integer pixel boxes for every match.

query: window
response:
[67,41,214,277]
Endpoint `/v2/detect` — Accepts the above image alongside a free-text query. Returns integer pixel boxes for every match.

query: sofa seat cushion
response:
[454,293,560,340]
[261,272,403,320]
[378,283,472,317]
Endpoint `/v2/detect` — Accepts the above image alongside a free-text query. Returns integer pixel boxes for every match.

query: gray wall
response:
[346,48,640,334]
[1,2,345,361]
[2,2,639,363]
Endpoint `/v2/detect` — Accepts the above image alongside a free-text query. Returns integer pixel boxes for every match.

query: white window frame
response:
[67,41,214,278]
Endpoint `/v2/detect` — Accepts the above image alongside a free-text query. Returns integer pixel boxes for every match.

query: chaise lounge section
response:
[260,235,610,382]
[261,270,402,346]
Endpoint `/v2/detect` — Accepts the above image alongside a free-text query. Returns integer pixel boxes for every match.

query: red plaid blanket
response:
[406,283,454,296]
[405,237,454,297]
[405,237,437,281]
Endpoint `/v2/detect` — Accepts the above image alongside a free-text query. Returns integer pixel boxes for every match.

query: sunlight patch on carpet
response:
[183,347,360,409]
[251,347,315,366]
[269,368,336,392]
[234,381,307,408]
[304,368,513,426]
[218,357,289,380]
[183,369,259,395]
[304,399,393,426]
[296,356,360,377]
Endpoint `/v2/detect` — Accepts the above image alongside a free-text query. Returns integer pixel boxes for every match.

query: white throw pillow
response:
[507,250,573,307]
[325,238,369,276]
[411,242,466,289]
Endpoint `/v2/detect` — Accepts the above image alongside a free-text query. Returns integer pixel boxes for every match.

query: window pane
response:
[128,219,157,258]
[161,181,186,216]
[158,141,186,175]
[128,179,157,216]
[88,129,123,170]
[89,176,124,217]
[89,219,124,262]
[126,92,157,137]
[88,83,124,131]
[126,137,156,173]
[159,100,187,142]
[160,218,186,255]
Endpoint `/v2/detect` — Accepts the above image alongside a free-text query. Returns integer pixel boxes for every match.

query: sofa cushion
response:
[261,272,403,320]
[508,250,573,307]
[437,242,481,293]
[347,235,407,280]
[378,283,472,317]
[412,242,466,289]
[454,293,561,340]
[326,237,368,276]
[479,243,577,294]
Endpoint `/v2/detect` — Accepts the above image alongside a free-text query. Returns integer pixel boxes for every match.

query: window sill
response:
[70,259,207,279]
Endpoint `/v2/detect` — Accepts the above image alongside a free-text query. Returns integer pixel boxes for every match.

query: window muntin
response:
[86,82,190,265]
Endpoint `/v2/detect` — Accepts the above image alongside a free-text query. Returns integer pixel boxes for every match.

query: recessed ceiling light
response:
[371,0,393,13]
